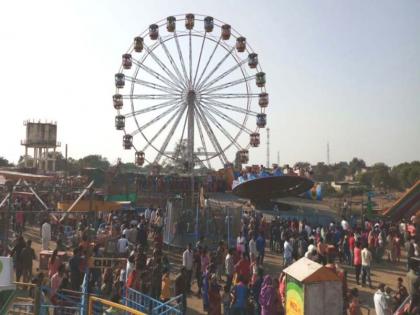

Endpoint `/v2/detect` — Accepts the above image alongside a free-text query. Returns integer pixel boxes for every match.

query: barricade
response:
[124,287,182,315]
[88,296,145,315]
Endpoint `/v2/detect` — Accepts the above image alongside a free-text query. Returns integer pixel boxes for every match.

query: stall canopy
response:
[283,257,340,283]
[0,170,54,181]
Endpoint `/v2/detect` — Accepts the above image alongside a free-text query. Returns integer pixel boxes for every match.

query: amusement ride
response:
[112,13,268,171]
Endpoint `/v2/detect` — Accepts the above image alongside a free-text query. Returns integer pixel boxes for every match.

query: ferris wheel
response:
[113,13,268,170]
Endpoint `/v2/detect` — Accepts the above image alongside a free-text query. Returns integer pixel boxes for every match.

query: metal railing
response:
[124,288,182,315]
[88,296,145,315]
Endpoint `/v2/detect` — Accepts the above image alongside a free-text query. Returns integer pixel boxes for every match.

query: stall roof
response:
[283,257,341,283]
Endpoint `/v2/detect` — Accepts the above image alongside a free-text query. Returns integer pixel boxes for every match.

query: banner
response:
[286,276,304,315]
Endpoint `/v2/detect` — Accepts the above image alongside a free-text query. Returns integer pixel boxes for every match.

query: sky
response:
[0,0,419,168]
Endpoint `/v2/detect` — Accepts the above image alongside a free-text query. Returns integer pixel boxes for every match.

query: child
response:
[222,284,231,315]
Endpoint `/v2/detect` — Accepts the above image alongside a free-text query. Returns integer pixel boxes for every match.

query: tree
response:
[312,162,333,182]
[349,157,366,175]
[391,161,420,190]
[0,157,11,167]
[79,155,110,170]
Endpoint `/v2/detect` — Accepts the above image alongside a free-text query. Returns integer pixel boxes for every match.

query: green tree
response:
[79,155,110,170]
[0,156,11,167]
[349,157,366,175]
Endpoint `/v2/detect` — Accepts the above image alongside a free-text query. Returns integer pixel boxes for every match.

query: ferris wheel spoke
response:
[159,37,188,90]
[194,36,222,89]
[201,93,259,99]
[188,30,193,86]
[144,43,184,90]
[133,59,182,91]
[195,113,212,169]
[196,47,236,91]
[124,99,181,118]
[195,104,228,164]
[154,104,188,163]
[141,102,185,152]
[127,94,181,100]
[174,31,190,87]
[200,102,253,134]
[130,103,181,136]
[199,104,242,150]
[127,76,181,94]
[201,75,255,94]
[200,59,247,91]
[192,32,207,88]
[202,99,258,116]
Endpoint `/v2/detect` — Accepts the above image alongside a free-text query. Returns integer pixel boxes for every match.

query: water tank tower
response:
[21,120,60,171]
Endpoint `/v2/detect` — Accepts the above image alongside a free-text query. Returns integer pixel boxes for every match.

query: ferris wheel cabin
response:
[133,36,144,52]
[185,14,195,30]
[115,115,125,130]
[248,53,258,68]
[135,151,145,166]
[113,94,123,110]
[115,73,125,88]
[167,16,176,32]
[258,92,269,108]
[123,134,133,149]
[256,72,266,87]
[149,24,159,40]
[122,54,132,70]
[256,113,267,128]
[204,16,214,32]
[250,132,260,147]
[221,24,231,40]
[238,149,249,164]
[236,37,246,53]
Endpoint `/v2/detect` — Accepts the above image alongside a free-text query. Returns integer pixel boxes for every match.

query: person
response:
[215,241,225,282]
[236,232,246,254]
[104,294,123,314]
[182,243,194,292]
[361,245,373,287]
[394,277,408,309]
[175,267,187,315]
[259,275,278,315]
[235,253,251,284]
[348,288,362,315]
[374,283,388,315]
[225,248,235,291]
[117,234,129,257]
[208,274,222,315]
[41,220,51,250]
[9,236,26,282]
[256,233,266,265]
[249,234,258,261]
[251,268,264,315]
[230,275,248,315]
[353,242,362,285]
[406,258,420,296]
[222,285,231,315]
[69,248,84,290]
[283,237,293,267]
[160,271,171,302]
[20,240,36,283]
[48,249,61,278]
[50,264,65,304]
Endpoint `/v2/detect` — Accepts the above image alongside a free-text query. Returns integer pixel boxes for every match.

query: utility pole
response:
[266,128,270,168]
[327,141,330,165]
[277,151,280,166]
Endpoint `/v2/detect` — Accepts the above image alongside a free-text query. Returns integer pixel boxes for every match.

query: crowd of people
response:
[5,198,420,315]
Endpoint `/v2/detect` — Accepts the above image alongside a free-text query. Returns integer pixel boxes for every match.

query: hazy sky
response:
[0,0,419,167]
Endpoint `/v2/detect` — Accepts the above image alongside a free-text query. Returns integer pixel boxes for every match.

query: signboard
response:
[286,276,304,315]
[88,257,126,270]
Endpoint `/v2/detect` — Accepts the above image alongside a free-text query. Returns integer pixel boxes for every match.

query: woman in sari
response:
[259,275,278,315]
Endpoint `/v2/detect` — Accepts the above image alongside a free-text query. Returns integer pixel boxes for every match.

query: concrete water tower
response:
[21,120,60,171]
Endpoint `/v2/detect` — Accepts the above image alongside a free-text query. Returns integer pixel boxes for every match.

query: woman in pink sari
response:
[259,275,278,315]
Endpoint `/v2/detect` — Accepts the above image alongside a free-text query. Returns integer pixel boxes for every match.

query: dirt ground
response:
[22,226,408,315]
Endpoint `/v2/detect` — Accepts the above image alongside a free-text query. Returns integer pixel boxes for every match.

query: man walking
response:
[361,245,373,288]
[373,283,388,315]
[41,219,51,250]
[182,243,194,292]
[20,240,36,283]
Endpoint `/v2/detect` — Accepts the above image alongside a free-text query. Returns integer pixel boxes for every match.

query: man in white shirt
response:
[361,245,372,287]
[41,220,51,250]
[117,234,129,257]
[284,238,293,267]
[249,234,258,259]
[373,283,388,315]
[144,206,152,222]
[225,248,234,290]
[150,209,157,225]
[182,243,194,292]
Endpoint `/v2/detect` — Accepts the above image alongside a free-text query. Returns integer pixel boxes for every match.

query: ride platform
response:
[232,175,314,207]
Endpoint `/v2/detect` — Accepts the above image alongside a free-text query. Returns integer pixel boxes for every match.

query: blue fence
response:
[124,288,183,315]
